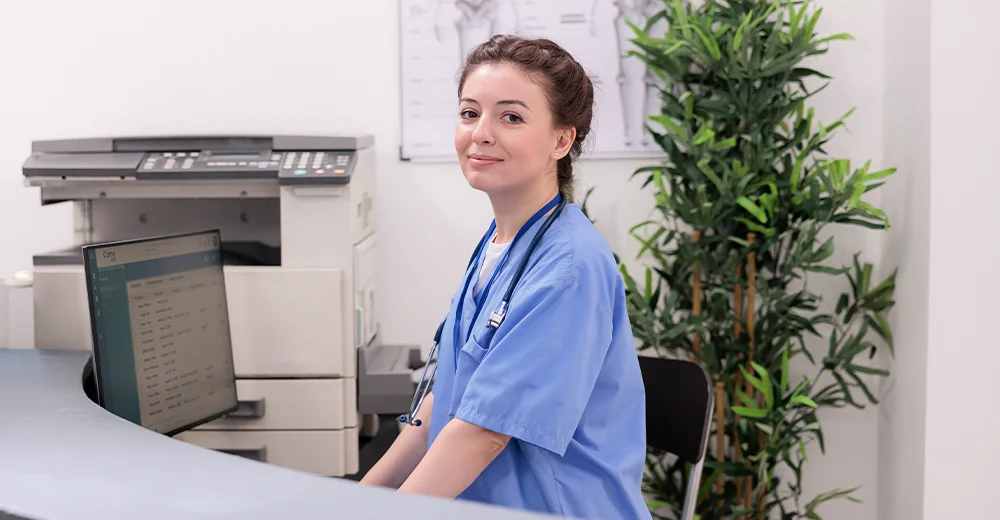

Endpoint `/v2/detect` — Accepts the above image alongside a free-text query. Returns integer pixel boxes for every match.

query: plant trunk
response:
[747,233,759,519]
[692,231,702,357]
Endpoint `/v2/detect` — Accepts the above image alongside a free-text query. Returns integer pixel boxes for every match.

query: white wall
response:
[878,0,1000,518]
[0,1,895,518]
[878,0,930,517]
[924,0,1000,517]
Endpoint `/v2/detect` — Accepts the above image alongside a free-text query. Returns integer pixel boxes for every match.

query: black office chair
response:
[638,355,714,520]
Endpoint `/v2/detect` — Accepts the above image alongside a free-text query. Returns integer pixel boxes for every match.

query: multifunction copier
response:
[20,135,418,477]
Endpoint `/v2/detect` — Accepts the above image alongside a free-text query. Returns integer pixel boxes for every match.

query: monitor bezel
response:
[82,228,239,437]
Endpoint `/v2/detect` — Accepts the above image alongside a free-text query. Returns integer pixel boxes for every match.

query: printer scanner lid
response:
[22,134,373,185]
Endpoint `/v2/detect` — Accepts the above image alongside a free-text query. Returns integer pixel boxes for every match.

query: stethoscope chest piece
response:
[486,300,507,329]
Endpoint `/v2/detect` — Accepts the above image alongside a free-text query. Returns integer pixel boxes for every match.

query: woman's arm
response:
[359,393,436,489]
[397,418,510,498]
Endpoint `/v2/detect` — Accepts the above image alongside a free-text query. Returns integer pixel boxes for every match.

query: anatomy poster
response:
[399,0,667,161]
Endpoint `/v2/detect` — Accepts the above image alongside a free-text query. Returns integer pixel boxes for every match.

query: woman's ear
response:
[551,127,577,159]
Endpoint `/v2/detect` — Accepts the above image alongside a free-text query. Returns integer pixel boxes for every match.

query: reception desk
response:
[0,349,552,520]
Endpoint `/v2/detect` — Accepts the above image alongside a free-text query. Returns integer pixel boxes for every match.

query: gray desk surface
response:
[0,349,553,520]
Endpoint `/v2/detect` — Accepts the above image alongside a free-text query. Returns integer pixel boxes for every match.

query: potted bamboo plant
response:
[617,1,898,518]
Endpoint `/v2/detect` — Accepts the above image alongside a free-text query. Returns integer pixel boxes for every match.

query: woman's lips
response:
[469,154,503,167]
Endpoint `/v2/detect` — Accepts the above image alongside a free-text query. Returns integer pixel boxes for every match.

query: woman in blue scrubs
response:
[361,34,650,519]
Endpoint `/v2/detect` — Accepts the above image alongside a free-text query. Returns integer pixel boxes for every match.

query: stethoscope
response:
[400,193,568,427]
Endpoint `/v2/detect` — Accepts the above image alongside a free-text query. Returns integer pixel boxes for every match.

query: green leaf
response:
[697,160,725,192]
[790,67,832,81]
[685,23,722,60]
[791,395,819,408]
[847,364,890,377]
[847,180,865,211]
[805,486,863,514]
[836,293,849,315]
[645,500,669,511]
[649,115,686,139]
[806,264,849,276]
[866,312,895,356]
[711,137,737,152]
[732,406,768,418]
[812,236,835,263]
[693,125,715,145]
[736,196,768,223]
[817,33,856,45]
[728,236,750,247]
[652,169,668,202]
[781,345,789,395]
[865,167,897,181]
[790,152,808,192]
[732,11,752,52]
[666,322,689,339]
[736,218,776,237]
[751,362,774,410]
[680,91,694,121]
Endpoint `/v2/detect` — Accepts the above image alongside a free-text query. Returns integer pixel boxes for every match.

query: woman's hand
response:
[359,393,435,489]
[397,419,510,498]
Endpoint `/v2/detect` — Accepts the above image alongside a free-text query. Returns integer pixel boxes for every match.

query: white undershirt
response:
[473,237,509,297]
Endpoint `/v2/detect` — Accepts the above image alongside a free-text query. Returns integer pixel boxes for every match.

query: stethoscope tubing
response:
[400,194,567,427]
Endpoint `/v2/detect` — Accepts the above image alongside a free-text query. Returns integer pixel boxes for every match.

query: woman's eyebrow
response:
[497,99,531,111]
[459,97,531,111]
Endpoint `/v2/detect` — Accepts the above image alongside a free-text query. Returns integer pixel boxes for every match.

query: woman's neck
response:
[489,183,561,244]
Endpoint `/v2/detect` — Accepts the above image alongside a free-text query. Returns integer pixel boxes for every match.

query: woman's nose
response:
[472,118,494,144]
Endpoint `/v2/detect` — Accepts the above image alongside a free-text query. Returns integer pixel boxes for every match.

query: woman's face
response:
[455,62,573,197]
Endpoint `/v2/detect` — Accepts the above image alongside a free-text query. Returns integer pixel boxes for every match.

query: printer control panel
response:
[136,150,355,185]
[277,151,355,185]
[142,150,280,174]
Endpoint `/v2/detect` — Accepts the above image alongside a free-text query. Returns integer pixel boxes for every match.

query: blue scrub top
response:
[428,203,651,519]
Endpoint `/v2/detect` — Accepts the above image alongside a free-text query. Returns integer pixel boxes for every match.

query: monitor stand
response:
[81,354,98,406]
[0,510,41,520]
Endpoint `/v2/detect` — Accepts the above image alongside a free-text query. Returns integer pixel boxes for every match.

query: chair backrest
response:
[638,355,714,464]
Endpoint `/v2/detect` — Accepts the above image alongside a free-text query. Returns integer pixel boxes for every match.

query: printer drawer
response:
[194,379,357,431]
[32,267,92,351]
[224,267,351,378]
[175,428,359,477]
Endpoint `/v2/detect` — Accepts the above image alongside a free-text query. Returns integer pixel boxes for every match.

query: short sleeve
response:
[453,278,613,456]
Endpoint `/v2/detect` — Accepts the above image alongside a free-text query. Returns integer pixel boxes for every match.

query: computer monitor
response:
[83,230,238,436]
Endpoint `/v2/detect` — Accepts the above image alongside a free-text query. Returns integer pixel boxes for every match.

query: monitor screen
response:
[83,230,238,436]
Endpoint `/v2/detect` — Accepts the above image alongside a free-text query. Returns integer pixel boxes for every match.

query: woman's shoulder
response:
[529,204,619,288]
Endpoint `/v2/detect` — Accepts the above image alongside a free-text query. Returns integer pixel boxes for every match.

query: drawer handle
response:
[217,447,267,462]
[355,306,363,348]
[227,398,266,419]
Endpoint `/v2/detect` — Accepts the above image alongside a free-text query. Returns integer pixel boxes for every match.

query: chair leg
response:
[680,458,704,520]
[682,396,714,520]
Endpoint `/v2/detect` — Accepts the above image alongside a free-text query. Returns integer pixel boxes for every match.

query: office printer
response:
[21,135,418,477]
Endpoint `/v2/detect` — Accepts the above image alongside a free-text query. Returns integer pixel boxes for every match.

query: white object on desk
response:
[0,271,34,349]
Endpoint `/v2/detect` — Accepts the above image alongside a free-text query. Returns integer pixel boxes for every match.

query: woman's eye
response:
[460,110,478,119]
[502,113,522,124]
